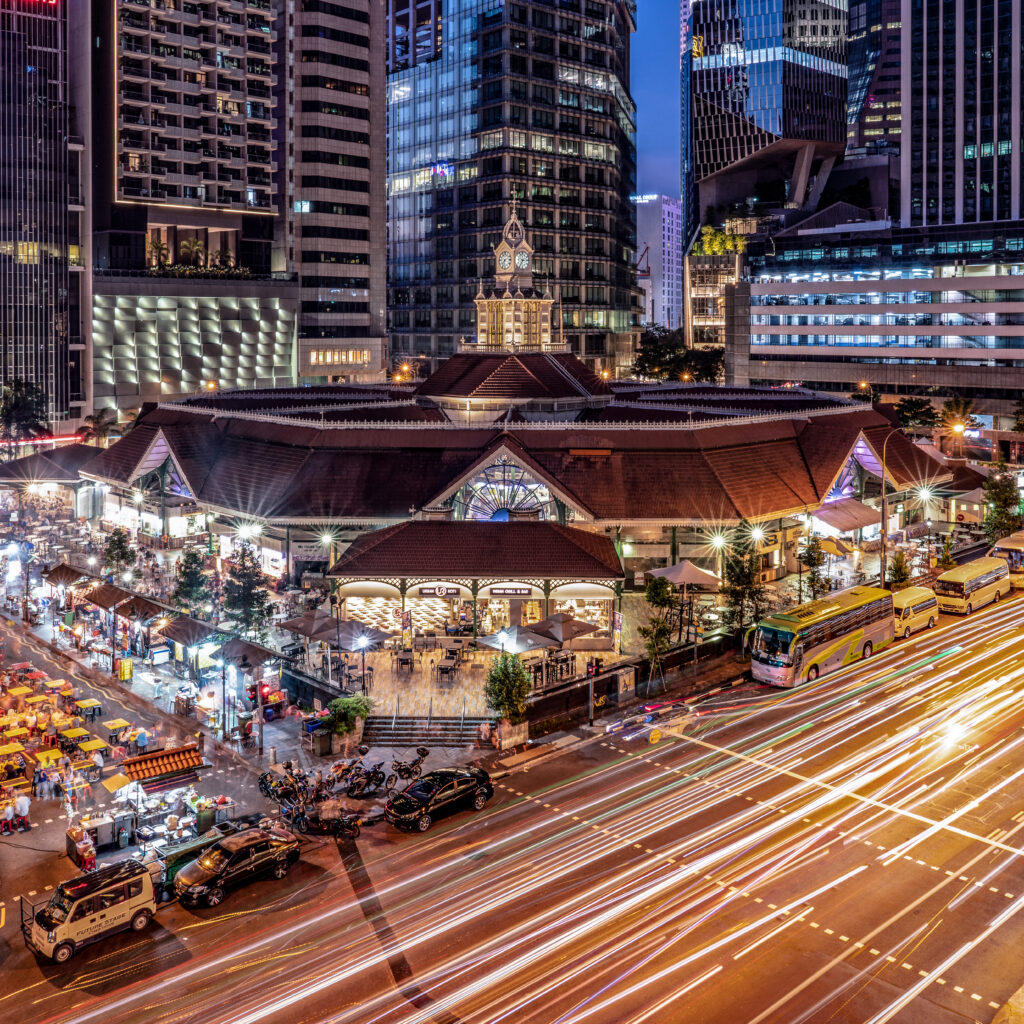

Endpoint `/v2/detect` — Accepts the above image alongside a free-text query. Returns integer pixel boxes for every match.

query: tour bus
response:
[933,556,1011,614]
[750,586,894,688]
[989,531,1024,588]
[891,586,939,638]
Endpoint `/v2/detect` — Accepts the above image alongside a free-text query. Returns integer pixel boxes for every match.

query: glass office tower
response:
[386,0,639,374]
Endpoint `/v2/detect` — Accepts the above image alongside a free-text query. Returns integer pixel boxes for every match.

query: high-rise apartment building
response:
[635,195,682,329]
[276,0,388,382]
[385,0,639,375]
[689,0,848,215]
[71,0,298,414]
[1,0,85,426]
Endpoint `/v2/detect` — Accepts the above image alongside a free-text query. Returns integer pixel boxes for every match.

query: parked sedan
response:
[385,767,494,832]
[605,699,695,738]
[174,826,299,907]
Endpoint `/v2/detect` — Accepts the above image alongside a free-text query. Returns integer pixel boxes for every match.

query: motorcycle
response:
[328,746,370,788]
[347,760,387,798]
[281,802,360,839]
[385,747,430,792]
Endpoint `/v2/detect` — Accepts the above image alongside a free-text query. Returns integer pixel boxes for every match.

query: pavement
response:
[4,593,1024,1020]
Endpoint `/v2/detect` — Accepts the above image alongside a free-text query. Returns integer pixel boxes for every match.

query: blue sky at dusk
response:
[633,0,680,198]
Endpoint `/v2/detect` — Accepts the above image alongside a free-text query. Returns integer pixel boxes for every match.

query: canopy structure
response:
[43,563,96,588]
[116,594,166,621]
[159,616,221,649]
[813,497,880,534]
[527,613,598,645]
[818,536,854,558]
[83,583,133,609]
[648,560,720,588]
[214,637,287,671]
[280,608,342,643]
[477,626,556,655]
[117,743,211,794]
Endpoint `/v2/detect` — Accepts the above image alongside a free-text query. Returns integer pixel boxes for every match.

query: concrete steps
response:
[362,715,490,748]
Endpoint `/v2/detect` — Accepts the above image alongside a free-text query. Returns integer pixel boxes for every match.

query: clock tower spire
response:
[493,200,534,291]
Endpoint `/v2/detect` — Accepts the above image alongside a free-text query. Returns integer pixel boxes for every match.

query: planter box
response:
[329,716,365,756]
[498,720,529,750]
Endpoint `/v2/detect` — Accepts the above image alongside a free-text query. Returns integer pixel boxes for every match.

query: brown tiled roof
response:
[0,444,100,484]
[329,522,623,580]
[81,426,161,485]
[83,584,133,609]
[160,617,220,647]
[415,353,609,400]
[122,743,206,782]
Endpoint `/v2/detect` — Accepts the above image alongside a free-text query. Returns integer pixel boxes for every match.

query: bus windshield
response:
[752,626,795,666]
[992,546,1024,571]
[933,579,964,597]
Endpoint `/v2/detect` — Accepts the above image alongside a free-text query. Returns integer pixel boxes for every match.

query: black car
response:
[173,826,300,907]
[384,767,494,832]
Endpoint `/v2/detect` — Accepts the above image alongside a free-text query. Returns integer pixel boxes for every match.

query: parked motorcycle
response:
[385,747,430,792]
[281,802,360,839]
[328,746,370,788]
[347,760,387,798]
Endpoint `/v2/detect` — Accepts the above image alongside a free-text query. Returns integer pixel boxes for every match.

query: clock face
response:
[498,251,512,269]
[515,251,530,270]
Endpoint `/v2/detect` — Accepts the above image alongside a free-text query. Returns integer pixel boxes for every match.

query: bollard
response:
[270,745,277,766]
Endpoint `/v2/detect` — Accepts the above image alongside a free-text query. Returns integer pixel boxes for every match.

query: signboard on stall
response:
[490,586,532,597]
[401,610,412,648]
[291,541,329,562]
[118,658,133,682]
[612,610,622,654]
[418,585,462,598]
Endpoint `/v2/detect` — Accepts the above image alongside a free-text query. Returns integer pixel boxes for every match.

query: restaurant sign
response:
[418,585,462,598]
[489,586,532,597]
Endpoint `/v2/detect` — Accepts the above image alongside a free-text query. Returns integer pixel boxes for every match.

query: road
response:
[5,596,1024,1023]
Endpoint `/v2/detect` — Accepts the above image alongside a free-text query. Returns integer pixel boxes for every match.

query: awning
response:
[818,536,854,558]
[116,595,166,621]
[43,563,96,588]
[120,743,209,783]
[159,616,221,648]
[214,637,288,671]
[813,498,880,534]
[83,583,133,609]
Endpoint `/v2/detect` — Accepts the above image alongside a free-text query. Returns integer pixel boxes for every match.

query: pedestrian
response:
[90,748,104,771]
[13,791,30,830]
[31,763,42,796]
[135,728,149,754]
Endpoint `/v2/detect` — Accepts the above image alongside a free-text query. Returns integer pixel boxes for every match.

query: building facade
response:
[385,0,639,376]
[635,195,682,329]
[0,0,84,426]
[71,0,298,413]
[845,0,901,157]
[275,0,388,382]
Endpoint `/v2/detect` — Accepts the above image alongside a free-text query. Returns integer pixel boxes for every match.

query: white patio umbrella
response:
[648,560,720,643]
[477,626,557,655]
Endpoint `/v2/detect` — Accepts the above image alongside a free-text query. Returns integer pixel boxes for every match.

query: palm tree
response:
[941,396,979,455]
[80,408,119,447]
[147,237,169,268]
[179,236,206,267]
[0,379,49,457]
[210,248,234,270]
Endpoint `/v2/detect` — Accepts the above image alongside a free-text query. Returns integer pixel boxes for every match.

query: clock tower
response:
[472,202,557,353]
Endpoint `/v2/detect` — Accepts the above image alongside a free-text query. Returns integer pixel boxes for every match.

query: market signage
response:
[418,585,462,598]
[489,586,532,597]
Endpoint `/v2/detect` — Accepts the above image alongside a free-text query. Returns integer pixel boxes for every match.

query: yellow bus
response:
[989,531,1024,588]
[934,556,1010,614]
[751,586,894,688]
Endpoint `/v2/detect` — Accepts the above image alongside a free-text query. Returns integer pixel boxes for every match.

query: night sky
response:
[633,0,680,198]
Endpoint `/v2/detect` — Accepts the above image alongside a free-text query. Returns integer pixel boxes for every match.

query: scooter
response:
[281,802,360,839]
[385,747,429,792]
[347,761,387,798]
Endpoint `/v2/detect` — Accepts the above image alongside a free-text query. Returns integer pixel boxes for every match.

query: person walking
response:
[31,763,42,797]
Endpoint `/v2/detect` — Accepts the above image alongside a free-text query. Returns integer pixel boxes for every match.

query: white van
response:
[22,860,157,964]
[892,586,939,638]
[934,557,1012,615]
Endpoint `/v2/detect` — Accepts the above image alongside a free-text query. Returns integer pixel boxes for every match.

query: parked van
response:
[22,860,157,964]
[892,586,939,638]
[934,557,1011,615]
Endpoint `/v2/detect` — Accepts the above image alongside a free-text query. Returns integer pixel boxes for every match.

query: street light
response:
[950,420,966,457]
[355,634,369,693]
[750,525,765,543]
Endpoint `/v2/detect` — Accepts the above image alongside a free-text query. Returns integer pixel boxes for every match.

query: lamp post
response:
[878,428,902,587]
[330,592,343,689]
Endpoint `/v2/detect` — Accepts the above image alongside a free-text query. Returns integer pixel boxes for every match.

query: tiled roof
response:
[0,444,100,484]
[81,426,161,485]
[415,353,609,400]
[329,522,623,580]
[122,743,206,782]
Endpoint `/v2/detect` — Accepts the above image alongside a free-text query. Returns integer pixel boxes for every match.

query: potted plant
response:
[484,651,531,749]
[322,695,372,755]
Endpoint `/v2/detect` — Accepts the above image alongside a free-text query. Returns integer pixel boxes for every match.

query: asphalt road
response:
[5,596,1024,1023]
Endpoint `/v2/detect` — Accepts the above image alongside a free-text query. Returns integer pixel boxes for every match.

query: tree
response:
[798,534,827,601]
[324,695,373,734]
[894,397,938,432]
[1012,396,1024,434]
[147,237,169,267]
[720,521,767,637]
[222,537,273,639]
[80,408,118,446]
[981,460,1023,545]
[632,325,724,383]
[0,379,49,453]
[691,226,746,256]
[104,527,137,576]
[179,236,206,267]
[210,248,234,270]
[886,550,913,589]
[638,576,678,668]
[484,651,532,724]
[935,536,957,571]
[171,548,212,615]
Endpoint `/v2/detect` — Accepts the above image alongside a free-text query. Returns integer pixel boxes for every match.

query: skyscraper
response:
[276,0,388,382]
[385,0,639,375]
[689,0,848,216]
[71,0,299,414]
[845,0,901,156]
[0,0,84,426]
[635,195,683,329]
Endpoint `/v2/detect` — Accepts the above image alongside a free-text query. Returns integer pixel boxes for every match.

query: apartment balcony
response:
[163,172,201,185]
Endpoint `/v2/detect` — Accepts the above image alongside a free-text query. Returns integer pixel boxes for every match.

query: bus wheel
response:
[862,641,873,659]
[903,627,911,639]
[994,590,1002,603]
[807,665,819,682]
[966,604,973,615]
[928,617,935,628]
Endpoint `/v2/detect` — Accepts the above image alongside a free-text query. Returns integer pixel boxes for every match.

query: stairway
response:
[362,715,491,748]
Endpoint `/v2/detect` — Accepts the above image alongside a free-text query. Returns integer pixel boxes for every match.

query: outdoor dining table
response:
[78,739,107,753]
[0,742,24,756]
[7,686,32,697]
[436,657,457,681]
[33,748,62,764]
[396,652,414,671]
[25,671,47,681]
[76,698,102,721]
[25,695,48,706]
[60,728,89,741]
[9,662,30,671]
[4,727,28,740]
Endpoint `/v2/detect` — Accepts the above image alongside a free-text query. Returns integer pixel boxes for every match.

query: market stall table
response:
[44,680,67,691]
[7,686,31,697]
[79,738,107,754]
[33,748,62,764]
[60,727,89,741]
[25,671,47,681]
[8,663,30,671]
[76,698,102,721]
[103,718,130,744]
[4,727,28,740]
[25,695,48,705]
[0,742,25,756]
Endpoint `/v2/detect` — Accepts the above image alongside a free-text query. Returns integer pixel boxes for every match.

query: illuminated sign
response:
[418,585,462,598]
[489,586,532,597]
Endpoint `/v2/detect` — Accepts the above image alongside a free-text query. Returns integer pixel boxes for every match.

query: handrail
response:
[459,697,466,735]
[391,696,399,730]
